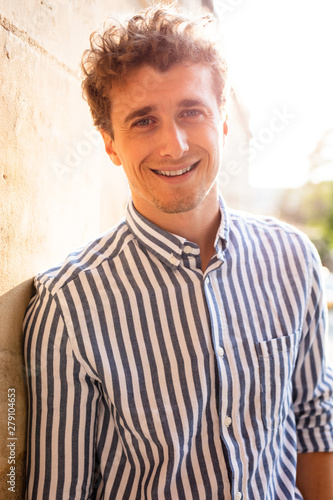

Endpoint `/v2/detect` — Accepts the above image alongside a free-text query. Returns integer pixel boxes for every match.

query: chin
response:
[154,195,204,215]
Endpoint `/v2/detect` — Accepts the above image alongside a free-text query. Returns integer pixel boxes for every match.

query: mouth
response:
[153,161,199,177]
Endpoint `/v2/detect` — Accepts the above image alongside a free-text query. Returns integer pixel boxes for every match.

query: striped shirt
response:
[24,197,333,500]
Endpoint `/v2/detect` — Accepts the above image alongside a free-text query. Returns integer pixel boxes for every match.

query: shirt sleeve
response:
[24,283,102,499]
[292,241,333,453]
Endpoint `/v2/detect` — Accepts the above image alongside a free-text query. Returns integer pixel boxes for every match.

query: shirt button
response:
[205,277,210,284]
[235,492,242,500]
[183,245,192,254]
[169,254,178,266]
[217,346,224,357]
[225,416,232,427]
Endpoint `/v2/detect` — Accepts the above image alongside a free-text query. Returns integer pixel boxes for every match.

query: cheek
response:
[124,139,151,163]
[191,123,219,145]
[199,134,220,162]
[119,154,144,184]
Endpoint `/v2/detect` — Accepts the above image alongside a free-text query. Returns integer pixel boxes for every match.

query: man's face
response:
[101,63,228,221]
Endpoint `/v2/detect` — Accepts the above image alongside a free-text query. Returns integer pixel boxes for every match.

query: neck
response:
[135,190,221,272]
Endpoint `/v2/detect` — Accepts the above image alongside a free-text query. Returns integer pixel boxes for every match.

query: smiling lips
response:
[153,162,198,177]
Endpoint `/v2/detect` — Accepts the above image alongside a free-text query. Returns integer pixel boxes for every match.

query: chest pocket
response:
[255,330,301,430]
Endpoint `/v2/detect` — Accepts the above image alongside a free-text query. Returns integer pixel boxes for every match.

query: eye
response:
[133,117,155,127]
[182,109,203,118]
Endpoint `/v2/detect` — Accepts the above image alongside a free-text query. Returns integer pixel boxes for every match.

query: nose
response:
[158,121,189,159]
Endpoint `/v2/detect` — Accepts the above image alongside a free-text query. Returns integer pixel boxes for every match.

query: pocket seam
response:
[255,331,300,430]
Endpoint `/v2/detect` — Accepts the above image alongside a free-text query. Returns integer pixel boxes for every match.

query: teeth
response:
[156,164,194,177]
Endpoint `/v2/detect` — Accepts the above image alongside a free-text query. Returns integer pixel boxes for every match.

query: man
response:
[24,4,333,499]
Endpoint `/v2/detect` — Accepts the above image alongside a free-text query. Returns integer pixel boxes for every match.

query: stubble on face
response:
[146,173,215,214]
[150,189,205,214]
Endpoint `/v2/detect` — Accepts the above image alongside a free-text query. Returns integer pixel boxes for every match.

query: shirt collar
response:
[126,197,229,269]
[215,196,229,258]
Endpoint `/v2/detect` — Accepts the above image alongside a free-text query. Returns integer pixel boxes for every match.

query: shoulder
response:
[226,209,325,305]
[229,208,302,234]
[228,208,311,245]
[34,218,133,295]
[227,208,320,270]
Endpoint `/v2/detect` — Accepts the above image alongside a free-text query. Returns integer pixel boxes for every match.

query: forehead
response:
[110,63,216,116]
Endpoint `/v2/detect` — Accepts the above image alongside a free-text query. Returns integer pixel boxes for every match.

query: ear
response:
[222,116,228,146]
[100,130,122,166]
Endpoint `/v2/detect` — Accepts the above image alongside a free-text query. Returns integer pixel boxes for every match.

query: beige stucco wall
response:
[0,0,149,496]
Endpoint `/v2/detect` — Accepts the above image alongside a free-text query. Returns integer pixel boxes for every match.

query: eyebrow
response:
[123,99,209,125]
[178,98,208,108]
[124,106,156,125]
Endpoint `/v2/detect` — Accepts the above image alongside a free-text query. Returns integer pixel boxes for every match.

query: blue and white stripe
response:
[24,197,333,499]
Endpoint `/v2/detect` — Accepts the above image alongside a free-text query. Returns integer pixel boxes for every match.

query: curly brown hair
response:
[81,3,229,138]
